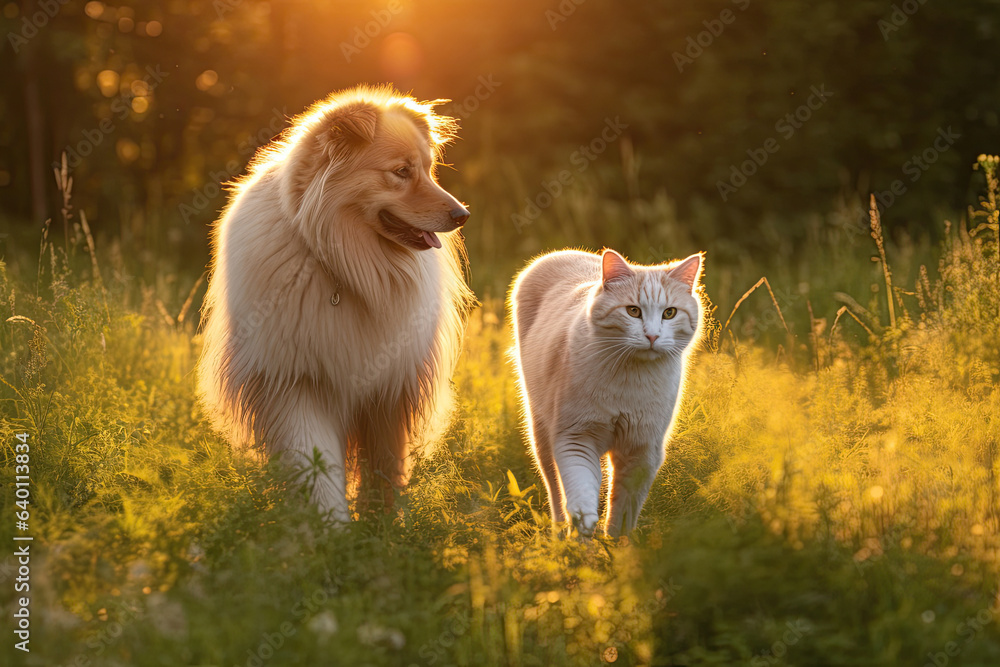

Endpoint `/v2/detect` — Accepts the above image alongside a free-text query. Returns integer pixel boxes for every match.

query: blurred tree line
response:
[1,0,998,266]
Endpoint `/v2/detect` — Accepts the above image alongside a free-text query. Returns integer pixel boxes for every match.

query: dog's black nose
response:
[450,207,470,226]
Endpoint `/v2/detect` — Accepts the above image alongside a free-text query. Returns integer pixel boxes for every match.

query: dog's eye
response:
[393,166,411,179]
[626,306,641,318]
[663,307,677,319]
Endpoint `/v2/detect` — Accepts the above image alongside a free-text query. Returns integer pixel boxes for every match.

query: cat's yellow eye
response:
[663,307,677,319]
[626,306,641,318]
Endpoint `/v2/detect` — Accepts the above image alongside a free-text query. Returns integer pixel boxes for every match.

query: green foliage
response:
[1,172,999,666]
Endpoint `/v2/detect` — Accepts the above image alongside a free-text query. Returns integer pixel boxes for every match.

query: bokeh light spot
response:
[196,70,219,91]
[84,1,103,19]
[116,138,140,164]
[380,32,422,81]
[96,69,119,97]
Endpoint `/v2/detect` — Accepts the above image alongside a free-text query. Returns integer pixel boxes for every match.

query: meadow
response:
[1,156,999,666]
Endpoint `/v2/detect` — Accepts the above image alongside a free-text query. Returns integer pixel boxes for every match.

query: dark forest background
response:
[1,0,998,297]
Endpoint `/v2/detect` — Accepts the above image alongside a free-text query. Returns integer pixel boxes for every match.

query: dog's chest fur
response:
[314,257,444,400]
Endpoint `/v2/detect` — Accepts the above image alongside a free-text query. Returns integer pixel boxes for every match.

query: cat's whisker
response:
[600,343,633,366]
[580,338,626,350]
[580,339,633,366]
[608,344,636,376]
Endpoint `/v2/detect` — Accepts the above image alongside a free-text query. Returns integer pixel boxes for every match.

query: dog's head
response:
[274,87,468,252]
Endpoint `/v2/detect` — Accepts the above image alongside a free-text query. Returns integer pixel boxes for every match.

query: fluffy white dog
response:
[198,86,474,521]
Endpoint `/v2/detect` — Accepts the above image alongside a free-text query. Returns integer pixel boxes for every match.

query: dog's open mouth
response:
[378,210,442,251]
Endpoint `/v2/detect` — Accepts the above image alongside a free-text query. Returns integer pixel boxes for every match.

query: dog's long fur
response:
[197,86,474,521]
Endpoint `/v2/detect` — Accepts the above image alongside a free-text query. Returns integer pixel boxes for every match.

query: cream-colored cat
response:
[509,248,703,536]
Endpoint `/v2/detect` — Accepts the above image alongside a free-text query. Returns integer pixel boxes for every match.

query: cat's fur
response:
[197,86,474,522]
[509,248,703,536]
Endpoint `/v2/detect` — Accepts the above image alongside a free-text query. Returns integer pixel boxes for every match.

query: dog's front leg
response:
[306,437,350,524]
[266,382,350,523]
[355,398,411,514]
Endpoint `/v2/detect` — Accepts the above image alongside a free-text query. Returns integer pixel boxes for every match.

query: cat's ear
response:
[602,249,634,284]
[668,253,703,291]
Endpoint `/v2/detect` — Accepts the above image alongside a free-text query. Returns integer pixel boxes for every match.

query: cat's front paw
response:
[569,511,600,538]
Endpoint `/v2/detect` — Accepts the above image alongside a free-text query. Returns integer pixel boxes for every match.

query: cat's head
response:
[589,249,704,361]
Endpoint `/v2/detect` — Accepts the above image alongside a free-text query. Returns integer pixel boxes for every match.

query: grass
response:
[1,158,999,666]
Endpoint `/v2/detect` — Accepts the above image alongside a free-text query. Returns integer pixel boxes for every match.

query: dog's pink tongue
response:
[422,230,442,249]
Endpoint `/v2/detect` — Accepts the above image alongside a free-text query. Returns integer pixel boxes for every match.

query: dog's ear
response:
[326,102,378,149]
[280,102,379,217]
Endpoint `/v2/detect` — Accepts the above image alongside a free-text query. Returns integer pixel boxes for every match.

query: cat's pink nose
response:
[646,334,658,345]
